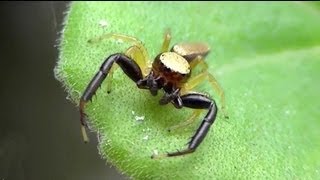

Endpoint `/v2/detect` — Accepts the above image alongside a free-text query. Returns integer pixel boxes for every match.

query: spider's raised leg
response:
[182,56,228,118]
[152,93,218,159]
[80,53,143,143]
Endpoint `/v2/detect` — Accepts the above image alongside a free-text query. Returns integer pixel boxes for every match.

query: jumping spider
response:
[79,30,227,159]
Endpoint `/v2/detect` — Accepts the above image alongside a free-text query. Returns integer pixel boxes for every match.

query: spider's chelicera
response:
[79,30,227,159]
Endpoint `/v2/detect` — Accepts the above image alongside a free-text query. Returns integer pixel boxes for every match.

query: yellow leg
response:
[161,28,172,53]
[105,64,119,94]
[189,55,208,70]
[104,45,151,93]
[125,45,150,77]
[182,58,228,118]
[168,110,202,132]
[88,33,150,72]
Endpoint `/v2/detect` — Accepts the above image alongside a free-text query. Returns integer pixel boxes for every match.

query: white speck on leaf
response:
[131,110,135,115]
[135,115,145,121]
[143,135,149,140]
[116,39,124,44]
[153,150,158,156]
[98,19,108,28]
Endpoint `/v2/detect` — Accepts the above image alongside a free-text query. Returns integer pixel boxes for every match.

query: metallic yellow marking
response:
[159,52,190,74]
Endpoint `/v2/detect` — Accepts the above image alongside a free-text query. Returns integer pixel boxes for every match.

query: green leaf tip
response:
[54,2,320,179]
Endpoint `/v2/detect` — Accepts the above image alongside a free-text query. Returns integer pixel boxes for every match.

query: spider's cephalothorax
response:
[136,52,192,104]
[153,52,191,86]
[79,30,227,159]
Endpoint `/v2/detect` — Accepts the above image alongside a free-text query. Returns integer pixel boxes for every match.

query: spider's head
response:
[137,52,191,96]
[151,52,191,89]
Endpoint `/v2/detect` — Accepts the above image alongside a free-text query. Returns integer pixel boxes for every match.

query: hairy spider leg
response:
[152,93,218,159]
[79,53,143,143]
[167,110,202,132]
[161,28,172,53]
[182,56,228,119]
[88,33,150,74]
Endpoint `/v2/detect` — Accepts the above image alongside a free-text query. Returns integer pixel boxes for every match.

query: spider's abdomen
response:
[152,52,191,87]
[171,42,210,62]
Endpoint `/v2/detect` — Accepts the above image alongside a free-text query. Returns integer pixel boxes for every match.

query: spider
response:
[79,29,227,159]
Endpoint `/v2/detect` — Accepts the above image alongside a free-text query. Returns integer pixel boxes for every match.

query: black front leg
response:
[79,53,143,142]
[152,92,218,158]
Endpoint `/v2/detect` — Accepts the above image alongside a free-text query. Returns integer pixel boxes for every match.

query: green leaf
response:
[54,2,320,179]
